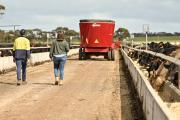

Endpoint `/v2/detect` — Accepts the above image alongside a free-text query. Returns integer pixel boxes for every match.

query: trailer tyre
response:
[104,54,108,59]
[82,48,87,60]
[108,51,112,60]
[111,50,115,61]
[79,48,86,60]
[79,48,83,60]
[86,54,90,59]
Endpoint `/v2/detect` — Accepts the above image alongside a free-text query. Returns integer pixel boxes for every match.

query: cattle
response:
[148,42,164,53]
[147,57,163,77]
[128,50,138,59]
[148,42,178,55]
[138,53,157,67]
[0,50,12,57]
[126,42,179,91]
[149,62,168,91]
[164,63,178,86]
[166,48,180,86]
[148,48,180,91]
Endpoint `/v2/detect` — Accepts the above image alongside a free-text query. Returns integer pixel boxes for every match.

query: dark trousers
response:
[16,59,27,81]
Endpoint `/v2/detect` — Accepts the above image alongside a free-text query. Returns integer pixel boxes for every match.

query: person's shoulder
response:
[14,37,22,42]
[52,40,57,43]
[51,40,57,45]
[21,37,30,43]
[63,40,68,44]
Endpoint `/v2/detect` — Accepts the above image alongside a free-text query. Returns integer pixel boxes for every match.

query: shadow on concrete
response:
[0,81,16,85]
[119,52,145,120]
[68,57,109,61]
[32,82,54,85]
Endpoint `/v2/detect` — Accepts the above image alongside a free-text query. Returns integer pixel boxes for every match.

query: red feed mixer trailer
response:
[79,19,116,61]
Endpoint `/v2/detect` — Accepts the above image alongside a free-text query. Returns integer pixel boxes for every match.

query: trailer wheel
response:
[82,48,87,60]
[111,50,115,61]
[86,54,90,59]
[79,48,87,60]
[79,48,83,60]
[104,54,108,59]
[107,51,112,60]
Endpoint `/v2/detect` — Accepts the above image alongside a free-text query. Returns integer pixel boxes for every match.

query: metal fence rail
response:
[123,45,180,66]
[0,47,50,50]
[0,49,79,74]
[122,45,180,89]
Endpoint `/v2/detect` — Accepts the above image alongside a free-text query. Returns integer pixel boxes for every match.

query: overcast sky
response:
[0,0,180,33]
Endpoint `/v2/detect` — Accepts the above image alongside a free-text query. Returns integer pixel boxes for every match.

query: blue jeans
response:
[16,59,27,81]
[53,56,67,80]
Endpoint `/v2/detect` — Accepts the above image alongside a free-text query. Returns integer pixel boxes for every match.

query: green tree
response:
[0,4,5,15]
[0,4,5,10]
[115,28,130,40]
[54,26,78,36]
[0,30,5,42]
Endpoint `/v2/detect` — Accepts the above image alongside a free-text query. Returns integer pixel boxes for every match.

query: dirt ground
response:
[0,50,143,120]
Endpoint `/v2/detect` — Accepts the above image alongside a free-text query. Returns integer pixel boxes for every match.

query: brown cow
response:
[149,48,180,91]
[167,48,180,86]
[149,62,168,91]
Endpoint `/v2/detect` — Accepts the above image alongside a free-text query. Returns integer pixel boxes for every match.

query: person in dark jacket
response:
[49,33,69,85]
[13,29,30,86]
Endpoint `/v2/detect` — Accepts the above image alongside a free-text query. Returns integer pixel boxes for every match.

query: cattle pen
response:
[121,43,180,120]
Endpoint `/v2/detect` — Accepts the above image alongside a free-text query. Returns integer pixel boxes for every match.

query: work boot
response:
[55,77,59,85]
[59,80,63,86]
[17,80,21,86]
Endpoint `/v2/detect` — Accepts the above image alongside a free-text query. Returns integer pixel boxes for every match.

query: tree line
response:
[114,27,180,41]
[0,25,179,45]
[0,27,79,46]
[133,32,180,37]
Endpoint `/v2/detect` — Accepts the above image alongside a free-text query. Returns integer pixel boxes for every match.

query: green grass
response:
[132,36,180,43]
[71,39,80,45]
[31,38,81,46]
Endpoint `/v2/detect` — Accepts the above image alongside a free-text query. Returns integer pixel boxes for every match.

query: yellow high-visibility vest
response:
[13,37,30,51]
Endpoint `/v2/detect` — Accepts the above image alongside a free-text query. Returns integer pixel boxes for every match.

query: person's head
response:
[57,33,64,41]
[19,29,26,36]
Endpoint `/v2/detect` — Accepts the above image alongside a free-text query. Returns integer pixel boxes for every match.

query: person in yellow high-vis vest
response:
[13,29,30,86]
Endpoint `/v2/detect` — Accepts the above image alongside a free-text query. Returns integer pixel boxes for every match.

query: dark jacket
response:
[49,40,69,58]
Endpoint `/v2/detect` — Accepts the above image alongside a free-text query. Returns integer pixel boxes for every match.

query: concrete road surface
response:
[0,51,143,120]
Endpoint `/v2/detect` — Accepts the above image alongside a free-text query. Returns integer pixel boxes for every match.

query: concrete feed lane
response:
[0,51,141,120]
